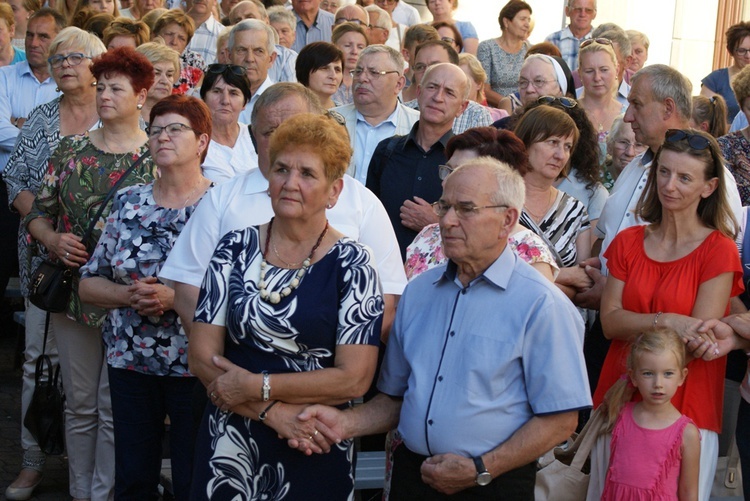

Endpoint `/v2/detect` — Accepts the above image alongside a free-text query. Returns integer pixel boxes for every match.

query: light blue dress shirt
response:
[353,108,398,185]
[291,9,334,54]
[731,111,748,132]
[378,244,592,458]
[0,61,60,171]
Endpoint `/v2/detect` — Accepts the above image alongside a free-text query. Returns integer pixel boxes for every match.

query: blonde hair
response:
[602,329,686,430]
[458,53,486,101]
[578,39,618,71]
[136,40,180,75]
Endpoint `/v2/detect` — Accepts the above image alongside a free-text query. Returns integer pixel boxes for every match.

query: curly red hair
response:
[91,46,154,93]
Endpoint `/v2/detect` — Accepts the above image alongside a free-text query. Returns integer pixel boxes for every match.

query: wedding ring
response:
[65,251,70,258]
[308,435,314,440]
[313,429,319,436]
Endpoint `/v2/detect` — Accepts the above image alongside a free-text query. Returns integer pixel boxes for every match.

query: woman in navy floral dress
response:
[188,114,384,500]
[79,95,214,500]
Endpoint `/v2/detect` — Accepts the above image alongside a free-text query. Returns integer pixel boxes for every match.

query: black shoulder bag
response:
[28,152,151,312]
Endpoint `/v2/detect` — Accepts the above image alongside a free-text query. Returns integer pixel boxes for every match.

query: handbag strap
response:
[569,407,607,471]
[41,312,50,358]
[79,151,151,252]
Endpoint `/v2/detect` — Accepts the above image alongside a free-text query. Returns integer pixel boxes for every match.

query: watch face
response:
[477,471,492,486]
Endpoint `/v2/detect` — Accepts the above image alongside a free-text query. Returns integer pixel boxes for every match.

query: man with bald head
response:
[404,40,492,134]
[334,4,368,27]
[292,158,591,498]
[366,62,469,257]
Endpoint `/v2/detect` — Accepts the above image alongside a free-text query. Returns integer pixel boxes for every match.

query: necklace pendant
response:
[269,291,281,304]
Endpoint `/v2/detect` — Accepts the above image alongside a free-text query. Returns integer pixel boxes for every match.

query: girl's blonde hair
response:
[601,328,686,430]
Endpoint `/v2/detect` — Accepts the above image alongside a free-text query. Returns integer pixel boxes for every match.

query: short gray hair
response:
[48,27,106,74]
[597,28,631,63]
[605,114,628,151]
[632,64,692,120]
[251,82,326,125]
[229,18,276,55]
[358,44,404,72]
[364,4,389,30]
[627,29,650,50]
[268,5,295,29]
[451,157,525,211]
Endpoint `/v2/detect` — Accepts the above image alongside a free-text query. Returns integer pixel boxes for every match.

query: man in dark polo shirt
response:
[366,62,468,258]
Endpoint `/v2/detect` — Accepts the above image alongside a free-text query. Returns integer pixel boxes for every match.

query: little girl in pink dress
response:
[601,329,701,500]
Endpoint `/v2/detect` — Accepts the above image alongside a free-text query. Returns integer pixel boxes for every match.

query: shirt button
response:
[626,213,631,217]
[417,176,422,181]
[438,376,443,382]
[461,289,468,295]
[449,331,455,337]
[428,419,433,425]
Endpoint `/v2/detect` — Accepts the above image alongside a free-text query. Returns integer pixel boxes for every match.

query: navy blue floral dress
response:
[190,226,383,501]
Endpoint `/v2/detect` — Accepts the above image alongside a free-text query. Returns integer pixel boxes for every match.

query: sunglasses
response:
[580,37,613,49]
[536,96,577,108]
[664,129,711,150]
[207,64,247,76]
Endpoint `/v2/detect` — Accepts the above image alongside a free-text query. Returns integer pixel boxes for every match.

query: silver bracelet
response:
[653,311,663,329]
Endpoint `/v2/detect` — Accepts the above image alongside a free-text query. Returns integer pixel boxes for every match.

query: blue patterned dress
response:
[190,226,384,501]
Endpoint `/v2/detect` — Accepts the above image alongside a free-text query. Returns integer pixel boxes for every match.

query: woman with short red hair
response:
[25,46,158,501]
[79,94,212,500]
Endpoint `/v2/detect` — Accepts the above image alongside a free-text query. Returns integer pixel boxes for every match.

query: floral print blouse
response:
[80,183,209,376]
[718,131,750,206]
[174,50,206,95]
[404,223,559,280]
[25,134,156,327]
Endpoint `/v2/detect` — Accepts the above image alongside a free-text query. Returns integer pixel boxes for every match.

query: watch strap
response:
[472,456,487,474]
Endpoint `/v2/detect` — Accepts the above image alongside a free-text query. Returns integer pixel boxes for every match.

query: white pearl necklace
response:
[258,217,329,304]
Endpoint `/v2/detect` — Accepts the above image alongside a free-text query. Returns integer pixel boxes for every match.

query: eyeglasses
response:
[441,36,456,45]
[570,7,595,15]
[735,47,750,57]
[438,164,454,180]
[207,64,247,76]
[432,201,509,218]
[580,37,613,49]
[334,18,368,26]
[664,129,711,150]
[376,0,398,4]
[518,78,554,90]
[48,52,91,68]
[350,68,400,79]
[111,21,141,34]
[147,122,195,138]
[536,95,577,108]
[614,139,646,151]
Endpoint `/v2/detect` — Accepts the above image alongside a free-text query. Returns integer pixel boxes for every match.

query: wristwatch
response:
[261,371,271,401]
[472,456,492,486]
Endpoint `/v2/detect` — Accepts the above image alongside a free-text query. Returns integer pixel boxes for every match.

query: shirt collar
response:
[355,103,400,127]
[242,167,269,195]
[436,243,516,290]
[562,25,592,41]
[295,9,319,27]
[405,120,454,151]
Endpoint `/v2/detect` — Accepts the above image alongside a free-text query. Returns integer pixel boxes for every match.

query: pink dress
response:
[602,402,694,501]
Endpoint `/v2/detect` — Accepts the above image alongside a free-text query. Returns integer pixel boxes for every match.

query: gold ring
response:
[308,435,314,440]
[313,429,318,436]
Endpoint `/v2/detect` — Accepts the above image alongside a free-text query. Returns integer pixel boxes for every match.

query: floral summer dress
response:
[190,226,384,501]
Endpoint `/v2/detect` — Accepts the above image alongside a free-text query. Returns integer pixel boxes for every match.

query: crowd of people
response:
[3,0,750,499]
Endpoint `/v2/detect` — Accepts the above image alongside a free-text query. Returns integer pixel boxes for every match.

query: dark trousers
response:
[108,367,197,501]
[390,443,536,501]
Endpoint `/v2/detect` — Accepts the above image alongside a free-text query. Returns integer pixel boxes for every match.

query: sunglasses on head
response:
[207,64,247,76]
[664,129,711,150]
[536,95,577,108]
[580,37,613,49]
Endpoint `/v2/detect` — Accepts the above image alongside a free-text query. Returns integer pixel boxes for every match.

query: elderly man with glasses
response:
[544,0,597,71]
[289,157,591,499]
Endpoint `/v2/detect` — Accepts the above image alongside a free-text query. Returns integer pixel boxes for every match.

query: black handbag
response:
[23,313,65,455]
[28,260,73,313]
[27,151,151,312]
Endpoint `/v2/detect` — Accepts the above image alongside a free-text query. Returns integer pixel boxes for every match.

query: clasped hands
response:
[128,276,173,317]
